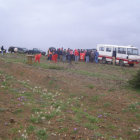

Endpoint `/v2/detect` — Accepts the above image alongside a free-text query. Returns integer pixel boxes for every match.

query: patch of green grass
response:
[45,111,59,120]
[86,115,99,123]
[135,88,140,94]
[27,125,36,134]
[23,92,33,97]
[31,108,42,113]
[84,123,98,130]
[0,108,7,112]
[5,75,14,80]
[3,55,26,64]
[135,113,140,120]
[69,69,123,80]
[87,84,94,89]
[18,80,29,87]
[56,118,65,122]
[73,116,82,123]
[2,81,8,86]
[33,63,64,70]
[103,102,112,108]
[30,116,42,124]
[90,95,100,102]
[69,93,77,98]
[13,109,23,114]
[128,103,139,112]
[51,101,62,108]
[128,69,140,89]
[106,124,117,130]
[72,107,99,124]
[30,110,58,124]
[127,130,140,140]
[94,132,103,137]
[108,88,116,92]
[60,103,68,111]
[57,128,68,133]
[36,129,48,140]
[48,80,54,86]
[128,104,137,112]
[11,127,19,134]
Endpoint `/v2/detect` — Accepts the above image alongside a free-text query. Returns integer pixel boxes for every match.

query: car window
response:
[99,47,104,51]
[106,48,111,52]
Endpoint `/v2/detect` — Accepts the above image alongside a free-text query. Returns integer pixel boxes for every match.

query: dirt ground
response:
[0,54,140,140]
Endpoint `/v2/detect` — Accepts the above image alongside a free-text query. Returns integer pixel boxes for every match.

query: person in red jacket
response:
[35,53,42,63]
[74,49,79,62]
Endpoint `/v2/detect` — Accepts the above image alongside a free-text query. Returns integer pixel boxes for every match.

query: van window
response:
[127,48,139,55]
[99,47,104,51]
[106,48,111,52]
[118,48,126,54]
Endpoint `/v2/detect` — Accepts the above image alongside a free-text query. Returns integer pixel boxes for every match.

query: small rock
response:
[71,136,76,139]
[10,118,15,123]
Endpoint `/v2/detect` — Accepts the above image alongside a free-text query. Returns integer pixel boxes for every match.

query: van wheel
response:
[119,60,124,66]
[129,64,134,67]
[102,58,106,64]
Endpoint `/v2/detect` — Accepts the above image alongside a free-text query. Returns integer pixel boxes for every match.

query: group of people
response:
[47,48,99,64]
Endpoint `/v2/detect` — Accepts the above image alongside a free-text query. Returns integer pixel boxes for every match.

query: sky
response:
[0,0,140,52]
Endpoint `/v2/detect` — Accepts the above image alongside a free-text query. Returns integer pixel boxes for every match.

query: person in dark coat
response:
[1,46,4,55]
[112,48,116,65]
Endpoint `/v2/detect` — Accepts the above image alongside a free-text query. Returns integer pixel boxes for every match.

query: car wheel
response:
[119,60,124,66]
[102,57,106,64]
[129,64,134,67]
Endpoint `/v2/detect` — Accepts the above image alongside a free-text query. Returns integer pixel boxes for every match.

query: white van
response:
[97,44,140,66]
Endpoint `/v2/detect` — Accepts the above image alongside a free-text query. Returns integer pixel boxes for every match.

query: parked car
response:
[40,50,46,55]
[28,48,46,55]
[17,48,28,54]
[8,46,28,53]
[8,46,16,53]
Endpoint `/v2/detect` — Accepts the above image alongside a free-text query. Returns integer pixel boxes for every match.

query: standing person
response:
[78,49,80,61]
[112,48,116,65]
[85,50,90,63]
[90,50,95,62]
[70,49,73,63]
[57,48,60,62]
[59,48,63,62]
[62,49,67,63]
[1,46,4,55]
[67,48,71,64]
[48,49,52,61]
[74,49,79,63]
[95,50,99,63]
[52,49,58,63]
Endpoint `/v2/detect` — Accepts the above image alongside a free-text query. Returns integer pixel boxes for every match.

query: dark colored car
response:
[17,48,28,54]
[8,46,28,53]
[28,48,46,55]
[8,46,16,53]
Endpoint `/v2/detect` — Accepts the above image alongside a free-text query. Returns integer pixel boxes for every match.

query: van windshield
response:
[127,48,139,55]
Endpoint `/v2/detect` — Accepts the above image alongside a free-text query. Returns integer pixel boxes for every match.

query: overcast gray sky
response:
[0,0,140,51]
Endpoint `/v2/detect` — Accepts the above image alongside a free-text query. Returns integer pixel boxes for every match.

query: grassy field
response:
[0,53,140,140]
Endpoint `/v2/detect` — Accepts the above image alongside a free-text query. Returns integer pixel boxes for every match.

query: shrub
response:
[128,70,140,89]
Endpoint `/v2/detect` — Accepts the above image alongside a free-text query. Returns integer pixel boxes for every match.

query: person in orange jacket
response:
[74,49,79,62]
[35,53,42,63]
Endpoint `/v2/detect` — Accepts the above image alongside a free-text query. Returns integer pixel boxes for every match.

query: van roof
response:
[97,44,138,49]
